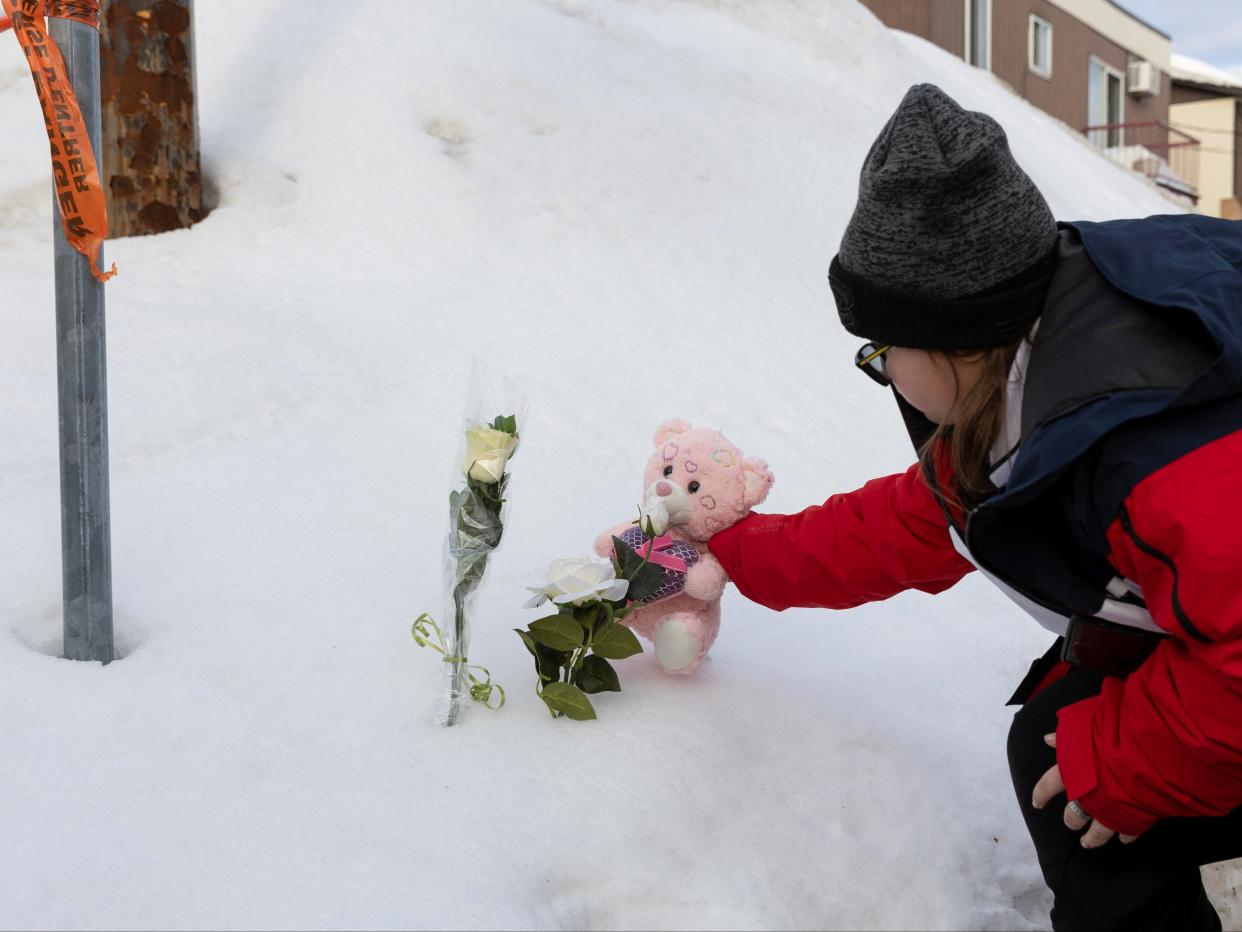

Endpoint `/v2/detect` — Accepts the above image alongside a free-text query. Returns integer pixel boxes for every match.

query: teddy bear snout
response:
[640,478,695,534]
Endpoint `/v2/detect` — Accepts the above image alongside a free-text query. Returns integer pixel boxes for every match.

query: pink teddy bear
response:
[594,419,774,674]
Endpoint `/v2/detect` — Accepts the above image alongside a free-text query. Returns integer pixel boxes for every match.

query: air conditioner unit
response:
[1128,60,1160,96]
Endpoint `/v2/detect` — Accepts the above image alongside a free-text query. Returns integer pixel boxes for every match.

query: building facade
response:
[1170,58,1242,219]
[858,1,1199,203]
[862,0,1170,128]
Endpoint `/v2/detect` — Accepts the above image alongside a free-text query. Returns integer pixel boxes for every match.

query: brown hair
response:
[917,331,1032,514]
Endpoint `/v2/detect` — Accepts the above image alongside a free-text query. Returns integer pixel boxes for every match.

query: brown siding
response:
[865,0,1170,133]
[1237,102,1242,204]
[989,0,1168,132]
[1126,72,1171,129]
[929,0,965,59]
[858,0,964,58]
[1173,85,1222,105]
[857,0,930,39]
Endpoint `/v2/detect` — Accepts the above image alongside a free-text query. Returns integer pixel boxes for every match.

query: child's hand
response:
[1031,732,1143,849]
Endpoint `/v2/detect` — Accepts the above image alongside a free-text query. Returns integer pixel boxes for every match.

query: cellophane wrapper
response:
[434,359,528,726]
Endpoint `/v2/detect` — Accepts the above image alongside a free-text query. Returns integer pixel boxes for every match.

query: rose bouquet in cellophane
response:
[414,360,528,726]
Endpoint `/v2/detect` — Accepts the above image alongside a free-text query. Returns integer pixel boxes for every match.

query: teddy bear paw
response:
[654,613,707,674]
[682,563,725,602]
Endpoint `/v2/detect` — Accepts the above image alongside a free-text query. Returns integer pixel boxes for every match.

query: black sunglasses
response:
[855,342,892,386]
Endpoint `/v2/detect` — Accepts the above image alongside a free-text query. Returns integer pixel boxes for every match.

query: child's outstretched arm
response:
[707,461,973,611]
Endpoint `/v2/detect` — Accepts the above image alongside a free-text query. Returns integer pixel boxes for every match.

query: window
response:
[965,0,991,71]
[1029,15,1052,79]
[1088,58,1125,147]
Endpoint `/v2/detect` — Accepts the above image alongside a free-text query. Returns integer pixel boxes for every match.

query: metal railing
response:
[1081,121,1201,205]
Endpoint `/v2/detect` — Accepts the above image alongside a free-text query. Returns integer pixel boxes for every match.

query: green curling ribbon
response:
[412,613,506,711]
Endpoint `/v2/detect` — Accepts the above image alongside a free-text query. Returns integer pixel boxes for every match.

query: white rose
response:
[464,426,518,484]
[639,479,694,535]
[524,555,630,608]
[639,497,672,536]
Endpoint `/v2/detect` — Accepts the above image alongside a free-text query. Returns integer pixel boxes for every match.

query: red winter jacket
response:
[708,428,1242,836]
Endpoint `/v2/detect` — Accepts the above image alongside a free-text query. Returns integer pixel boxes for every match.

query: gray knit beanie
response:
[829,84,1059,349]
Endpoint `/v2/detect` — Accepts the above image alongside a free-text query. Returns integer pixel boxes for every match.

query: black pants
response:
[1008,663,1242,931]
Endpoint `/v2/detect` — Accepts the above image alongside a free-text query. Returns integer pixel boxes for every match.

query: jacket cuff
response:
[706,513,788,611]
[706,515,746,587]
[1056,697,1157,836]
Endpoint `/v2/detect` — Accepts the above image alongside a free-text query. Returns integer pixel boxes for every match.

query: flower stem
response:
[444,587,467,726]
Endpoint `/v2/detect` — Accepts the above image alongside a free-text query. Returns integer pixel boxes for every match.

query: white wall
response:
[1170,96,1238,217]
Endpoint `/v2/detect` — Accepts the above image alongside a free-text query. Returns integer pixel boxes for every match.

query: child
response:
[708,84,1242,931]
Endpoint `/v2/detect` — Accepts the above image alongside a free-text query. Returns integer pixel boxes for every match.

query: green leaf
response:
[612,535,641,575]
[592,622,643,660]
[491,414,518,436]
[540,682,597,720]
[529,614,584,651]
[595,600,616,636]
[626,561,665,603]
[574,655,621,694]
[572,603,600,636]
[516,629,567,684]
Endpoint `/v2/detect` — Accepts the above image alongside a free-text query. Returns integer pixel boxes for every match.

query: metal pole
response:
[49,13,114,664]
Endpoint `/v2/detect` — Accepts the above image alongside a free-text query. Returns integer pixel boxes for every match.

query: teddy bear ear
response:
[741,457,774,508]
[653,418,693,447]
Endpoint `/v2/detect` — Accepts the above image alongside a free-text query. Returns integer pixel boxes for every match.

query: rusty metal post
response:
[49,11,114,664]
[99,0,201,237]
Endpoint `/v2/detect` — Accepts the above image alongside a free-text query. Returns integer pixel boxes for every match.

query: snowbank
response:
[1,2,1227,929]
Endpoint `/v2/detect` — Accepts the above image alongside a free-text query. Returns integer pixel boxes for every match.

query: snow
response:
[0,1,1233,929]
[1171,52,1242,91]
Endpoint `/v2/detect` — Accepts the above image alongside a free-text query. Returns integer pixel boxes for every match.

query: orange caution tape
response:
[48,1,100,28]
[1,3,101,36]
[2,0,116,282]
